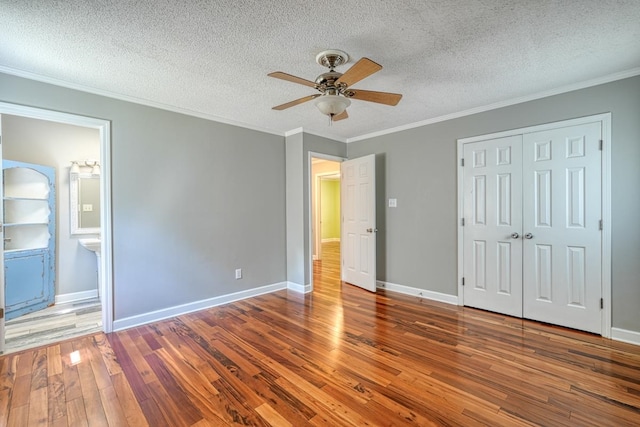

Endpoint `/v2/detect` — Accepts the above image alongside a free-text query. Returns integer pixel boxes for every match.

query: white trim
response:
[113,282,287,331]
[55,289,98,305]
[377,281,459,305]
[601,114,612,338]
[457,137,465,306]
[348,68,640,143]
[287,281,312,294]
[2,64,637,145]
[457,113,612,337]
[284,127,304,137]
[299,127,347,143]
[0,65,285,138]
[307,151,346,293]
[0,101,114,335]
[321,238,340,243]
[611,328,640,346]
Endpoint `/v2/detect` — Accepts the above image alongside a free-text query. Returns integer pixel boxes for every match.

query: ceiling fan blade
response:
[347,89,402,106]
[268,72,317,88]
[272,94,320,110]
[335,58,382,87]
[332,110,349,121]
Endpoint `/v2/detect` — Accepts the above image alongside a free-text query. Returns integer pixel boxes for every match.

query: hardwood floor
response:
[1,241,639,426]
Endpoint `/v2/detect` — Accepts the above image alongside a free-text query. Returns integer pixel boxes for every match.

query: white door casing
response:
[341,154,376,292]
[0,114,5,354]
[458,114,609,335]
[0,102,113,336]
[463,135,523,317]
[522,123,602,333]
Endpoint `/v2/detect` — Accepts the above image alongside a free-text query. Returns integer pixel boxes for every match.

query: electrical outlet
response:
[388,198,397,208]
[235,268,242,279]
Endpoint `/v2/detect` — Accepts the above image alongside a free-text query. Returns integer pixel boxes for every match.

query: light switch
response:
[388,198,397,208]
[82,204,93,212]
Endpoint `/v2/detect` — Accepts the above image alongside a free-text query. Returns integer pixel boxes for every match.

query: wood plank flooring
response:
[4,298,102,354]
[1,241,639,426]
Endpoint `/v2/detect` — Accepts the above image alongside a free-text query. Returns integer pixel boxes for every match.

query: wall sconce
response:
[70,159,100,175]
[70,161,80,174]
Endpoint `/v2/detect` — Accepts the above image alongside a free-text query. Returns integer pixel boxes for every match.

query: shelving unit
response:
[3,160,55,320]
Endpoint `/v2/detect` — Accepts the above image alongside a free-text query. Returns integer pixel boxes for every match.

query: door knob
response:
[366,228,378,233]
[511,232,519,239]
[524,233,534,239]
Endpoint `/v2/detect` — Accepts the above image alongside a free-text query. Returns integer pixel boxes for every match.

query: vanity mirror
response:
[70,160,101,235]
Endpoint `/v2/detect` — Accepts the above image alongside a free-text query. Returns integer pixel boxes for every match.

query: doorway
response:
[0,103,112,354]
[310,156,342,292]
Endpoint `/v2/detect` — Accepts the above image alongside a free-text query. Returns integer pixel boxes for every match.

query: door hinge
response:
[599,219,603,230]
[461,218,465,226]
[462,277,465,286]
[599,139,603,151]
[600,298,603,309]
[0,307,4,319]
[461,158,465,167]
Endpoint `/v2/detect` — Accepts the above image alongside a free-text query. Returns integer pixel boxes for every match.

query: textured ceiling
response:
[1,1,639,141]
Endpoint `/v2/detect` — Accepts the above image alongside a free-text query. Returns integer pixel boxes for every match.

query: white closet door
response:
[522,122,602,333]
[463,135,523,317]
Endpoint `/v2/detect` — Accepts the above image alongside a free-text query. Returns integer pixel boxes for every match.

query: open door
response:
[341,154,376,292]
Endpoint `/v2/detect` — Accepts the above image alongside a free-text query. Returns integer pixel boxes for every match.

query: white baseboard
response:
[611,327,640,346]
[287,281,312,293]
[321,238,340,243]
[113,282,287,331]
[377,280,459,305]
[55,289,98,305]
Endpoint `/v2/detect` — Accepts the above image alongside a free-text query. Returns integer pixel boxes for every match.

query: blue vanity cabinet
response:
[3,160,56,320]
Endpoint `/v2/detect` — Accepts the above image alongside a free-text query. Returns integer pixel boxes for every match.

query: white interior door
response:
[461,120,603,334]
[0,114,5,354]
[522,123,602,333]
[341,154,376,292]
[463,135,523,316]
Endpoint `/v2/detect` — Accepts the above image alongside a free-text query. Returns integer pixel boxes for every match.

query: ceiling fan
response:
[268,49,402,122]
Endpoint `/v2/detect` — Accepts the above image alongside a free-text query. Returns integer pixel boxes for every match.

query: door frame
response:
[456,113,612,337]
[0,101,114,334]
[307,152,345,292]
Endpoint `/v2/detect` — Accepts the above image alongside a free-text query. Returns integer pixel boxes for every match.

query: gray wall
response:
[2,115,100,297]
[285,133,304,286]
[348,75,640,332]
[0,72,286,321]
[285,131,346,287]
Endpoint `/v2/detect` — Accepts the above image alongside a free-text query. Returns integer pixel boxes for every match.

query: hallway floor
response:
[4,297,102,354]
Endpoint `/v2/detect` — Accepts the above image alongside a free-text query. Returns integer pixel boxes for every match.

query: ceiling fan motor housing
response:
[315,71,344,95]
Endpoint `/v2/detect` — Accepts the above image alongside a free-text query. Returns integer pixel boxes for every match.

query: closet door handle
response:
[524,233,534,239]
[510,232,519,239]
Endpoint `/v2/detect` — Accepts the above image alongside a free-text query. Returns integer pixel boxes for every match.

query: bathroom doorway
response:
[0,103,112,354]
[310,156,342,293]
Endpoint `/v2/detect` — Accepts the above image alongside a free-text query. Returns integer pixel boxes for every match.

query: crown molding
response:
[346,67,640,143]
[2,65,638,145]
[0,65,286,137]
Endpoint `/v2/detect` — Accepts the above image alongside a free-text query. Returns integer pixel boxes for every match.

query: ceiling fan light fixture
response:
[314,95,350,117]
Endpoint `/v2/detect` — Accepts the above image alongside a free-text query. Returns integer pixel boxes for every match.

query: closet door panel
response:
[463,135,523,317]
[522,122,602,334]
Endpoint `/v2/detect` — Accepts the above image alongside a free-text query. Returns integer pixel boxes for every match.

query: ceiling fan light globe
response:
[314,95,350,116]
